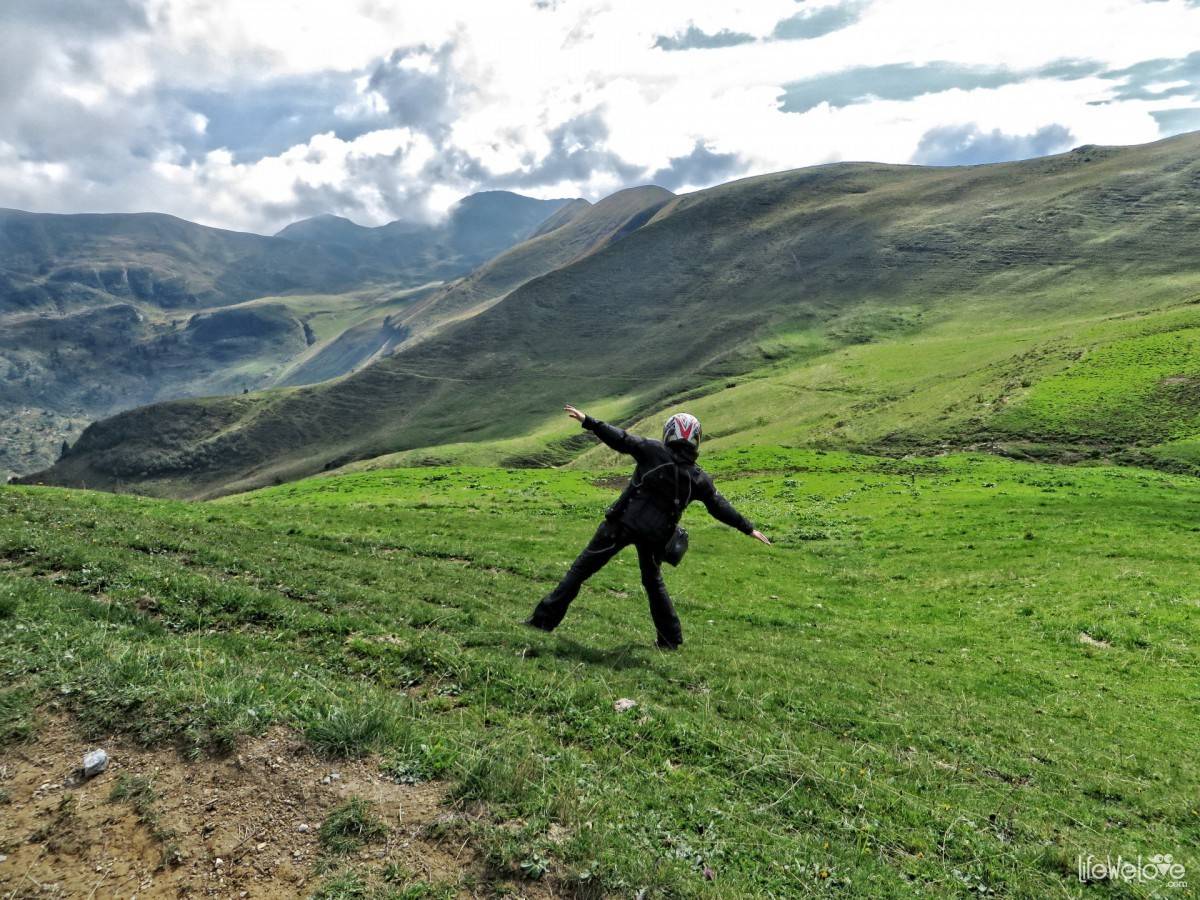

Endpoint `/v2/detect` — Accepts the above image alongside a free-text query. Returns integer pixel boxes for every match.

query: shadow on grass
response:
[549,636,654,670]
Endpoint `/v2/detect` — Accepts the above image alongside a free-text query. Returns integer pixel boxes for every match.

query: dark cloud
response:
[3,0,148,33]
[0,30,46,110]
[167,73,378,162]
[649,141,745,190]
[1151,106,1200,134]
[368,43,464,138]
[0,74,193,185]
[653,25,755,52]
[1092,50,1200,102]
[771,1,867,41]
[779,58,1106,114]
[472,110,643,189]
[0,0,151,121]
[911,122,1075,166]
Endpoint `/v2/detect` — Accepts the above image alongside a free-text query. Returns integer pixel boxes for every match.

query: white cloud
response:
[1,0,1198,232]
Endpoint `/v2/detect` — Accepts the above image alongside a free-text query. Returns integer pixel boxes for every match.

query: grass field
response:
[2,448,1196,896]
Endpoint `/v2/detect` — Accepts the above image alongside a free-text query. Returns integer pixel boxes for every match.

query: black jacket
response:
[582,416,754,544]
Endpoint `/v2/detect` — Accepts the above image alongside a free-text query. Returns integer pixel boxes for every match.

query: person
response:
[525,405,771,649]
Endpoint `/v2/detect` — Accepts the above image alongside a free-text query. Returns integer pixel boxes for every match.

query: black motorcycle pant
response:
[527,519,682,646]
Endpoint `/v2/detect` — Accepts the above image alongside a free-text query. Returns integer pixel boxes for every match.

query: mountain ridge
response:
[24,130,1200,497]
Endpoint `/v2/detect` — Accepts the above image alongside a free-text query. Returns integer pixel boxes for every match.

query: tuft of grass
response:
[312,865,457,900]
[382,740,454,785]
[109,772,157,806]
[0,687,35,747]
[302,694,410,759]
[311,869,370,900]
[319,797,388,855]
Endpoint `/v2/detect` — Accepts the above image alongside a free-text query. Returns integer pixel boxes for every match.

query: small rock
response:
[297,823,310,834]
[0,853,7,863]
[320,776,330,785]
[329,772,341,781]
[214,858,224,868]
[83,749,109,777]
[613,698,637,713]
[256,843,267,852]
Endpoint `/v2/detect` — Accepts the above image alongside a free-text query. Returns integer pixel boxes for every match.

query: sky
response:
[1,0,1198,234]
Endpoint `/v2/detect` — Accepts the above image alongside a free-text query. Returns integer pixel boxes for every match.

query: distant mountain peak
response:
[274,214,368,240]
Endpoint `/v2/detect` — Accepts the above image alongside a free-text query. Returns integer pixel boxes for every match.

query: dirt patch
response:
[0,717,557,898]
[1078,632,1111,649]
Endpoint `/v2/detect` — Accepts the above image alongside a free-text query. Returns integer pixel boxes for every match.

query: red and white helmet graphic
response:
[663,412,702,449]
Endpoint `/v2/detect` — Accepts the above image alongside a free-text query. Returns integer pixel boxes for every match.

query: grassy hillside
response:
[29,131,1200,498]
[0,194,572,479]
[2,451,1196,895]
[382,186,676,344]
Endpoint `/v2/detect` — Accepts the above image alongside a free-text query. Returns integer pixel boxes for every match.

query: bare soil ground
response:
[0,717,556,899]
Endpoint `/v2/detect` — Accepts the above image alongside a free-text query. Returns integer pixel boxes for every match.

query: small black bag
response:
[662,526,689,567]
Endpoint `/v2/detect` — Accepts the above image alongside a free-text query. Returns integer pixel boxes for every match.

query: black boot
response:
[524,614,555,632]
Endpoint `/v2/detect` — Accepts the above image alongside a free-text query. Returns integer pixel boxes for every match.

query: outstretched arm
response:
[563,404,650,460]
[702,488,771,545]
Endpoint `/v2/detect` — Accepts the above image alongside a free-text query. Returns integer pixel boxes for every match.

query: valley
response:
[0,192,578,479]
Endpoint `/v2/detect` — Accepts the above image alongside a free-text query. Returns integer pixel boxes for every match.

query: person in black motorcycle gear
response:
[525,405,771,649]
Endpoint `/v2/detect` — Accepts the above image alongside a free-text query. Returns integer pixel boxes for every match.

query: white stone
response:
[82,749,108,777]
[613,698,638,713]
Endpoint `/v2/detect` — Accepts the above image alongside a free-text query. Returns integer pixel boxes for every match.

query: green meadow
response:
[2,448,1196,896]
